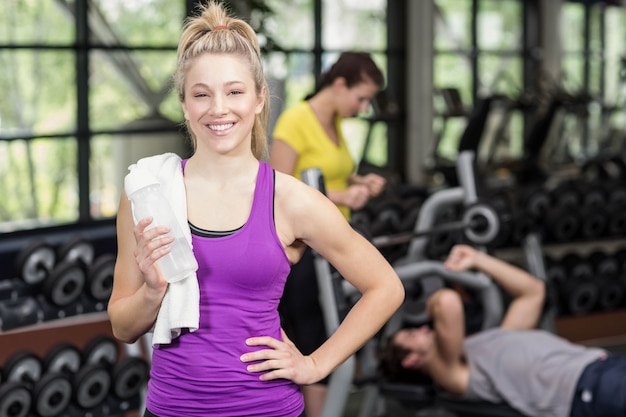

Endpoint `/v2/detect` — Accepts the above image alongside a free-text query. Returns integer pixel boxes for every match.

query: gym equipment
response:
[0,382,31,417]
[56,236,95,268]
[371,201,501,249]
[589,251,624,311]
[0,297,40,331]
[401,151,496,263]
[577,182,609,240]
[301,153,528,417]
[82,335,149,404]
[424,205,462,259]
[84,253,116,311]
[544,182,582,243]
[41,259,86,308]
[379,233,550,417]
[1,351,72,417]
[300,167,357,417]
[546,253,599,316]
[44,343,109,410]
[14,240,56,286]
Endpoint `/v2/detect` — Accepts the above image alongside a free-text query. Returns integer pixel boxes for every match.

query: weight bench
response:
[374,153,551,417]
[301,151,551,417]
[374,232,549,417]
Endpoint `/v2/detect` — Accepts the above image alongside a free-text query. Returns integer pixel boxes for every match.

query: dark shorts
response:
[570,354,626,417]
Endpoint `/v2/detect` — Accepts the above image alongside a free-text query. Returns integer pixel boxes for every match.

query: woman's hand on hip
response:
[241,330,322,385]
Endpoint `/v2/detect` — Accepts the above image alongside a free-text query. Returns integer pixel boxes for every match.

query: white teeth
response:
[209,123,233,131]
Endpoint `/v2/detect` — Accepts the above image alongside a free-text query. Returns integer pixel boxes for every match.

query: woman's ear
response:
[182,102,189,120]
[332,76,348,90]
[255,85,267,114]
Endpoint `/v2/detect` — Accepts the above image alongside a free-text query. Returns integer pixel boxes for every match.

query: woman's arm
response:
[349,172,386,198]
[243,173,404,384]
[107,192,169,343]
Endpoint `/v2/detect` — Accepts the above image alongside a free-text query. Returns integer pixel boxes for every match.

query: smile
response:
[208,123,234,131]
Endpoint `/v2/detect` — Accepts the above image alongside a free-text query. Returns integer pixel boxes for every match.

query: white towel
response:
[125,152,200,346]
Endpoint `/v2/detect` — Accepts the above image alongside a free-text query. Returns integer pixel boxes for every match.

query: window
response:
[433,0,526,167]
[1,0,393,234]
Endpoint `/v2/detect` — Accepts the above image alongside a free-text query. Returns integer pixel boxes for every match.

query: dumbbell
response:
[483,190,513,249]
[2,241,57,301]
[82,336,149,404]
[0,351,72,417]
[578,183,608,240]
[0,363,32,417]
[425,205,462,259]
[37,238,95,319]
[44,342,111,411]
[14,240,56,287]
[517,185,550,222]
[545,182,581,243]
[368,199,404,237]
[56,236,95,268]
[589,251,624,311]
[0,297,41,331]
[396,196,424,234]
[558,253,599,315]
[83,254,116,312]
[43,237,96,308]
[605,184,626,238]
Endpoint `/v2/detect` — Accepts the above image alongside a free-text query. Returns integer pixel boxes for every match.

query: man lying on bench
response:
[379,244,626,417]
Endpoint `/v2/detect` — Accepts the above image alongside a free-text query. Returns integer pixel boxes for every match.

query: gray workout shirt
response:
[462,327,605,417]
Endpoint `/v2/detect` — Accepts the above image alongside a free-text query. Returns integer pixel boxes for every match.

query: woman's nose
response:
[209,96,227,115]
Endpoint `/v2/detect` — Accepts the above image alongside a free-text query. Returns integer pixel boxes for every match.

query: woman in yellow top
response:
[270,52,387,417]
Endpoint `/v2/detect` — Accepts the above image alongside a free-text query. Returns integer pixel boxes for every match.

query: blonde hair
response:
[174,1,269,160]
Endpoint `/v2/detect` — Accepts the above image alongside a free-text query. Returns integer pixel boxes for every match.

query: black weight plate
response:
[15,241,56,285]
[43,260,86,307]
[565,281,599,316]
[87,254,116,301]
[43,343,81,374]
[4,352,42,383]
[598,282,623,311]
[0,382,31,417]
[57,237,95,267]
[32,373,72,417]
[111,357,149,400]
[0,298,40,332]
[83,335,119,366]
[73,364,111,409]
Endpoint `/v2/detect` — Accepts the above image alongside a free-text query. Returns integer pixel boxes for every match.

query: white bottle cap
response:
[124,168,160,197]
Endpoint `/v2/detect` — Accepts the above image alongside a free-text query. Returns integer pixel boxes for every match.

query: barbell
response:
[371,202,502,248]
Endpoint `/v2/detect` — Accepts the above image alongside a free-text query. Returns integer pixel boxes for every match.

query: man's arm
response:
[444,245,545,330]
[426,288,470,395]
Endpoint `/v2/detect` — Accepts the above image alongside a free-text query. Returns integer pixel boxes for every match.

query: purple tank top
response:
[146,161,304,417]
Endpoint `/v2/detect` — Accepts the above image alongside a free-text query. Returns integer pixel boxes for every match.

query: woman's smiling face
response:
[182,53,265,156]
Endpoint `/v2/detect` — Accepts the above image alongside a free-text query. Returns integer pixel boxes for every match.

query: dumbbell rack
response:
[495,237,626,346]
[0,222,149,417]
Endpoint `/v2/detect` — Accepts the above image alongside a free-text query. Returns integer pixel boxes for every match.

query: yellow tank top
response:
[272,101,355,219]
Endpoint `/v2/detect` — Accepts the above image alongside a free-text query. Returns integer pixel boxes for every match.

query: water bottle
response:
[124,171,198,283]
